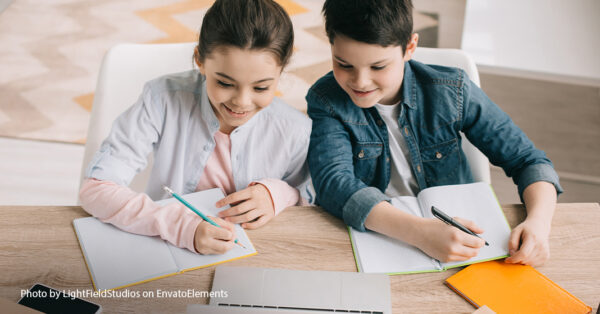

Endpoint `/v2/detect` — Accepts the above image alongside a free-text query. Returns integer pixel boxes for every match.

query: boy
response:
[306,0,562,266]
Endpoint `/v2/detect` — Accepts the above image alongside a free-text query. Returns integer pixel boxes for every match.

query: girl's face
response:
[197,47,283,134]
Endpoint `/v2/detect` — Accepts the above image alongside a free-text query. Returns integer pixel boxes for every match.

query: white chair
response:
[80,44,490,195]
[80,42,198,193]
[412,47,491,184]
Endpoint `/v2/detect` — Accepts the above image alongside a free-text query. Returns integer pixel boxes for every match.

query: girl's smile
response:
[222,103,250,118]
[197,46,282,134]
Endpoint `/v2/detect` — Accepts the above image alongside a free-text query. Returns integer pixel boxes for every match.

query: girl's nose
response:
[232,90,252,108]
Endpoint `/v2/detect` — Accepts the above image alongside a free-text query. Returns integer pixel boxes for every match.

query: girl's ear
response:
[194,47,205,74]
[403,33,419,61]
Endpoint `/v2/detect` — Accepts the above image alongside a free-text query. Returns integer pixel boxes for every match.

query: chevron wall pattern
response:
[0,0,438,144]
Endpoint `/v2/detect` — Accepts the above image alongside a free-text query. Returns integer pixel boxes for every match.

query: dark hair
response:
[196,0,294,67]
[322,0,413,52]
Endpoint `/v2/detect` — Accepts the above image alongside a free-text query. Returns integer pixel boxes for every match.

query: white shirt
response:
[374,103,419,197]
[86,70,314,202]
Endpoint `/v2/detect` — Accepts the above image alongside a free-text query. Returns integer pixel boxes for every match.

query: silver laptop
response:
[190,266,392,314]
[186,305,324,314]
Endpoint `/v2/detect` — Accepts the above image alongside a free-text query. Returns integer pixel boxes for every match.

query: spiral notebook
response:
[73,188,257,291]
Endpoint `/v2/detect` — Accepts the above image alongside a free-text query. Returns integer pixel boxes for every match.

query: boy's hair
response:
[196,0,294,67]
[322,0,413,52]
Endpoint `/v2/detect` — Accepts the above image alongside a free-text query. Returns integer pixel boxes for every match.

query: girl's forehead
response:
[204,47,281,82]
[210,46,279,64]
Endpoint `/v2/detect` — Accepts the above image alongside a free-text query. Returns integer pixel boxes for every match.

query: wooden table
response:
[1,203,598,313]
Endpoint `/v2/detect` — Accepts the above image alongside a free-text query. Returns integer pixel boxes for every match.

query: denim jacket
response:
[306,60,562,231]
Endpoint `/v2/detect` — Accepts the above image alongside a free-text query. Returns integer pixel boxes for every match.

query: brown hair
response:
[323,0,413,52]
[196,0,294,67]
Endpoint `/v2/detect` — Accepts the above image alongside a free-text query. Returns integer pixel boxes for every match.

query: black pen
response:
[431,206,489,246]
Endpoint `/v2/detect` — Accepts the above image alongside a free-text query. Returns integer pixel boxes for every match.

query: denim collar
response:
[400,60,417,110]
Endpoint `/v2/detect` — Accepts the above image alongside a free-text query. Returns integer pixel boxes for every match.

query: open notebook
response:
[73,188,257,291]
[349,182,511,274]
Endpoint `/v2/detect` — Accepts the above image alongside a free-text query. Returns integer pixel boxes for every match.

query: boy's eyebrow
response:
[215,72,274,84]
[334,56,388,65]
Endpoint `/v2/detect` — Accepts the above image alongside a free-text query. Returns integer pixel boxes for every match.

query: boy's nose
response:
[352,71,371,90]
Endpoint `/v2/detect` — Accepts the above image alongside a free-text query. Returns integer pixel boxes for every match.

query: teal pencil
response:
[163,186,246,249]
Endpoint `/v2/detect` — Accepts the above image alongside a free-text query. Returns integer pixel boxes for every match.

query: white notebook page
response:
[74,217,177,291]
[350,197,439,273]
[74,188,256,290]
[416,182,510,268]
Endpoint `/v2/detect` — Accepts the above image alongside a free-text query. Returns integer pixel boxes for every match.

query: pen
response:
[163,186,246,249]
[431,205,489,246]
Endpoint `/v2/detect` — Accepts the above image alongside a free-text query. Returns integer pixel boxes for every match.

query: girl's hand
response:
[505,217,551,266]
[216,184,275,229]
[415,217,486,262]
[194,216,236,255]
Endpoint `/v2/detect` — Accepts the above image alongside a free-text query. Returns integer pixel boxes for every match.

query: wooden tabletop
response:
[1,203,598,313]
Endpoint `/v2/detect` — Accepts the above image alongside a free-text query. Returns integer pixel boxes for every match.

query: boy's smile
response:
[330,34,418,108]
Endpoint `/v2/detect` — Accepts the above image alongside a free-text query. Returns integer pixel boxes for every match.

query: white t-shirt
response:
[374,103,419,197]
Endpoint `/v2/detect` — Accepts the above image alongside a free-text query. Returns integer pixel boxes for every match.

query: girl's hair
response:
[196,0,294,67]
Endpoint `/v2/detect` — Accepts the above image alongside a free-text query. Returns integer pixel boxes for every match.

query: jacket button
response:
[417,165,421,172]
[358,150,365,158]
[377,120,384,126]
[436,152,442,159]
[404,127,409,136]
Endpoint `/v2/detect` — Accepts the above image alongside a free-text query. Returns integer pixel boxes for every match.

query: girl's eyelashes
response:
[371,65,386,71]
[216,79,269,92]
[217,80,233,88]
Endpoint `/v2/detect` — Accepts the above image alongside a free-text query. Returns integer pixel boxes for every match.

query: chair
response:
[80,42,198,193]
[412,47,491,184]
[80,44,490,195]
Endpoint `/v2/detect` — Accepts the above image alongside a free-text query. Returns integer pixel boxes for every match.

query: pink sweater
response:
[79,131,302,253]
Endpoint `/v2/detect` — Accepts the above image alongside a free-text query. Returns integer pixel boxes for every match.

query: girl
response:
[79,0,312,255]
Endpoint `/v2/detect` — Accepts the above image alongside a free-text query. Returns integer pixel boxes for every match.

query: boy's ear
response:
[403,33,419,61]
[194,47,205,74]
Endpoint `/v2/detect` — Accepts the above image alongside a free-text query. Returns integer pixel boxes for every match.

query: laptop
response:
[188,266,392,314]
[186,305,324,314]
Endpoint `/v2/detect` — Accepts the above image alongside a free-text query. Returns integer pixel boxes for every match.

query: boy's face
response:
[330,34,418,108]
[197,47,282,134]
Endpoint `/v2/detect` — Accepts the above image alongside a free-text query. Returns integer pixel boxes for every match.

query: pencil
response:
[163,186,246,249]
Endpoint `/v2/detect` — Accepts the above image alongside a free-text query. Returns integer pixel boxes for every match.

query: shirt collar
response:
[199,76,221,133]
[400,60,417,110]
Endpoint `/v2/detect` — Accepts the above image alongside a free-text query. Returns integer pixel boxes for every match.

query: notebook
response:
[445,260,592,314]
[73,188,257,291]
[349,182,511,274]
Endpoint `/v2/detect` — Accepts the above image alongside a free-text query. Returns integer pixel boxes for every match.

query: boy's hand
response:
[416,217,486,262]
[216,184,275,229]
[194,216,236,255]
[505,217,551,266]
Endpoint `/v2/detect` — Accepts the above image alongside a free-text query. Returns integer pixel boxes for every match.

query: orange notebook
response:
[445,260,591,314]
